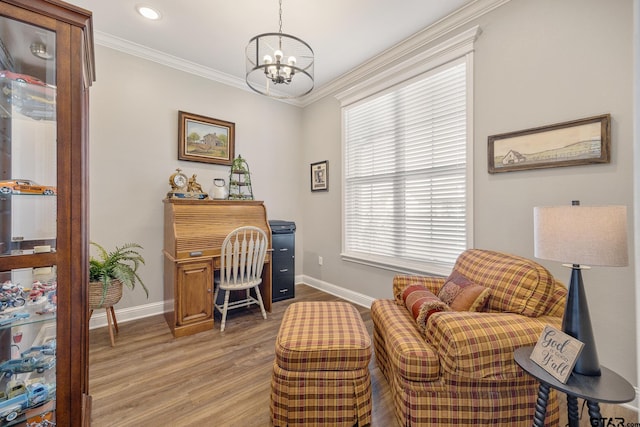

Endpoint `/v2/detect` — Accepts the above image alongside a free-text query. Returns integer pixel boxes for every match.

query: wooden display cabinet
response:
[0,1,95,425]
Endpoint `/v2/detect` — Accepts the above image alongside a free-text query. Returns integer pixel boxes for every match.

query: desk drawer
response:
[272,259,294,302]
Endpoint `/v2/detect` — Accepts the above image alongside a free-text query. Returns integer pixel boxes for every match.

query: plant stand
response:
[89,280,123,346]
[228,155,254,200]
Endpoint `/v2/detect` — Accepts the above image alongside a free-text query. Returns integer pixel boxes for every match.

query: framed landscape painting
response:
[488,114,610,173]
[178,111,235,165]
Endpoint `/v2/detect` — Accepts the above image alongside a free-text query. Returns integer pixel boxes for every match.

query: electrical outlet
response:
[318,256,323,266]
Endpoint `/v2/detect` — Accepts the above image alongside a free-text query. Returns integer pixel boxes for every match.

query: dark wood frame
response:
[488,114,611,173]
[310,160,328,192]
[178,111,235,166]
[0,1,95,425]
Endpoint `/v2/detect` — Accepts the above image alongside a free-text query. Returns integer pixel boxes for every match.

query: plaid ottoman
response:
[270,301,372,427]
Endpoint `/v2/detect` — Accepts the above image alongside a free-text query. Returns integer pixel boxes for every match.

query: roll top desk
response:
[163,199,272,337]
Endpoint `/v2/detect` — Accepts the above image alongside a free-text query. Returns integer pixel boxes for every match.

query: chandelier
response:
[245,0,314,99]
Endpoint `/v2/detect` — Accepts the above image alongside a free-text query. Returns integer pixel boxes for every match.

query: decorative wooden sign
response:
[530,325,584,383]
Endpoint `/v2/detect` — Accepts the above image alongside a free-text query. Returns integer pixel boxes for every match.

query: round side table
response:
[514,346,635,427]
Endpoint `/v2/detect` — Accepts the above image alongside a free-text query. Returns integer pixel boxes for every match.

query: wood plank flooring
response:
[89,285,394,426]
[89,284,637,426]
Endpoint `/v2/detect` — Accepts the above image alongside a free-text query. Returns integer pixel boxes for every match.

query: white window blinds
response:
[343,59,469,274]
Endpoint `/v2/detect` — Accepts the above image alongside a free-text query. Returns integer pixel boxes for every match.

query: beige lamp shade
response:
[533,205,628,267]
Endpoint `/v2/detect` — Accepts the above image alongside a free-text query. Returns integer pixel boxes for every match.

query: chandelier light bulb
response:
[274,50,283,61]
[287,56,296,66]
[263,55,273,64]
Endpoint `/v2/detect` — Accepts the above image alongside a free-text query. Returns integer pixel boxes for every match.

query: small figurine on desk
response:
[187,174,204,193]
[166,168,208,199]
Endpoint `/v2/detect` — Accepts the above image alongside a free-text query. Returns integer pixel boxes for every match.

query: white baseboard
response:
[90,275,311,329]
[89,300,166,330]
[89,274,373,329]
[298,275,375,308]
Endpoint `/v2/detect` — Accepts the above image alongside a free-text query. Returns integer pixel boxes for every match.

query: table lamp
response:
[533,201,628,376]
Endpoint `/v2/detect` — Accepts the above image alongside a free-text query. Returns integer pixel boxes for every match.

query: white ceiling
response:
[66,0,473,92]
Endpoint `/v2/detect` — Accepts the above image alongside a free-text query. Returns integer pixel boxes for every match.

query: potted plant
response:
[89,242,148,309]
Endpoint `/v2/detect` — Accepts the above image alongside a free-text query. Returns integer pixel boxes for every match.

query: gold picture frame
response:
[488,114,610,173]
[178,111,235,165]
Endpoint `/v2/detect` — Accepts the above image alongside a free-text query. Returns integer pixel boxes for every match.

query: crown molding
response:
[95,31,244,89]
[94,0,510,108]
[300,0,511,106]
[335,25,479,107]
[94,31,306,107]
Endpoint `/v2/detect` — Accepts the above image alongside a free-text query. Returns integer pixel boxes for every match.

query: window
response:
[339,32,475,276]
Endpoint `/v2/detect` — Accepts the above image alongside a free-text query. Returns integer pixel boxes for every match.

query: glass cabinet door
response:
[0,16,57,257]
[0,14,58,426]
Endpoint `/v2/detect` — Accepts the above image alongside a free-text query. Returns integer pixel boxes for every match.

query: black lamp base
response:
[562,265,601,376]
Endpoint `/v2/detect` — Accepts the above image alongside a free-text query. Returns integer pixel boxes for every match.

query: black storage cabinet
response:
[269,220,296,302]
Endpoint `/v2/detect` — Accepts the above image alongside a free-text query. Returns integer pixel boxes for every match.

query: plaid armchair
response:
[371,249,567,426]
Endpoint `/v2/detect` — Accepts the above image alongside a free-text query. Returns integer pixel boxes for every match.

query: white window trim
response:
[337,26,478,276]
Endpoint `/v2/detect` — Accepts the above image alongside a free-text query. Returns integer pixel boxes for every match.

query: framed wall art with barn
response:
[178,111,235,165]
[487,114,610,173]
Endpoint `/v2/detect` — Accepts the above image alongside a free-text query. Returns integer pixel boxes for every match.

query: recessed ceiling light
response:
[136,5,162,20]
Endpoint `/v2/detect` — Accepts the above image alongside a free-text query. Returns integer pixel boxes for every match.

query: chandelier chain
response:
[278,0,283,34]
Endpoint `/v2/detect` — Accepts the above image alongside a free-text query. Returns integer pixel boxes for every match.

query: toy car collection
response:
[0,381,55,422]
[0,312,29,326]
[0,70,56,121]
[23,339,56,357]
[27,281,57,303]
[0,278,58,422]
[0,71,47,87]
[0,353,56,377]
[0,179,57,196]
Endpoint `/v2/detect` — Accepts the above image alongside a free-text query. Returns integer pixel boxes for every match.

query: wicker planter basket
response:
[89,280,123,309]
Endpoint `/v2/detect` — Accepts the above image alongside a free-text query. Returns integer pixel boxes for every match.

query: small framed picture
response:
[178,111,235,165]
[310,160,328,192]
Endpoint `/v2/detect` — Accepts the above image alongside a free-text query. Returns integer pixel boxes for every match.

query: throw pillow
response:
[402,285,450,332]
[438,270,490,312]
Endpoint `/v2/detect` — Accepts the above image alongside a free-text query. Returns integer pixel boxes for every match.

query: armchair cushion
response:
[401,285,450,332]
[453,249,557,316]
[438,270,490,312]
[425,311,562,379]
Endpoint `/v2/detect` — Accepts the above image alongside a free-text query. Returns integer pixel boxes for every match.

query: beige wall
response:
[88,0,637,392]
[300,0,637,386]
[89,46,304,311]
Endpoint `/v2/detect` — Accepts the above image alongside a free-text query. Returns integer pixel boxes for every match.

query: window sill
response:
[340,252,451,277]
